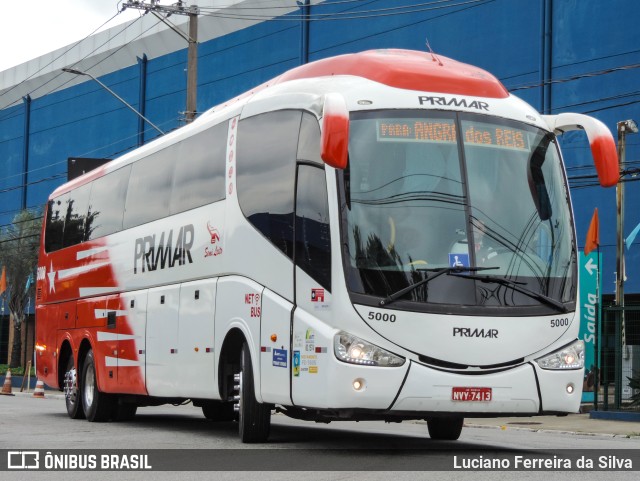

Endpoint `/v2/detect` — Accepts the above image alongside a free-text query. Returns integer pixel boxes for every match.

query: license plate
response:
[452,387,492,402]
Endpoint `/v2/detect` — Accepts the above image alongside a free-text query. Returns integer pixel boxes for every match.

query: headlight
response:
[334,331,405,367]
[536,339,584,370]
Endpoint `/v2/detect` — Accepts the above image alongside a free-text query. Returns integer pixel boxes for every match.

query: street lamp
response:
[62,68,165,135]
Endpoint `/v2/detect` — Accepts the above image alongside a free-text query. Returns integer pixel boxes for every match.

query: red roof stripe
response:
[276,49,509,99]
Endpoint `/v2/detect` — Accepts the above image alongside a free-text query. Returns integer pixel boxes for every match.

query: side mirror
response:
[321,93,349,169]
[542,113,618,187]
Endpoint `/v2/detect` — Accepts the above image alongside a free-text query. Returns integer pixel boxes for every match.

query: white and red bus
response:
[35,49,618,442]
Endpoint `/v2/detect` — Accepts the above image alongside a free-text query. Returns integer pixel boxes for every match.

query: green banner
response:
[579,251,601,403]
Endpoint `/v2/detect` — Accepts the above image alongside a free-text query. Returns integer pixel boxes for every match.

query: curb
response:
[10,390,65,400]
[590,410,640,422]
[463,422,621,438]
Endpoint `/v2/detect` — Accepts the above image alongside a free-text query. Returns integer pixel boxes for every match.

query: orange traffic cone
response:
[33,379,45,398]
[1,369,15,396]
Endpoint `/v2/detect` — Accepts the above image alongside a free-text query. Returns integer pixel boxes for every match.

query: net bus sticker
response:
[244,292,261,318]
[311,288,325,302]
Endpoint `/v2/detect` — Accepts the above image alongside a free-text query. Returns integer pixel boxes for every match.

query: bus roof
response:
[275,49,509,99]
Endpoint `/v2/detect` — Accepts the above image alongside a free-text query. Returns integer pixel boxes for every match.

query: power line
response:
[198,0,488,21]
[0,10,123,103]
[198,0,371,10]
[508,63,640,92]
[0,15,145,120]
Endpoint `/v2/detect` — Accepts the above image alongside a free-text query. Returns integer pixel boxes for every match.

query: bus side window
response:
[62,183,90,248]
[295,165,331,291]
[123,146,176,229]
[171,122,226,214]
[86,165,131,240]
[45,195,67,252]
[237,110,302,259]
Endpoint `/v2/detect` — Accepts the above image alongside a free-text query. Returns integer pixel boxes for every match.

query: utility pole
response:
[615,120,638,309]
[614,119,638,409]
[123,1,199,123]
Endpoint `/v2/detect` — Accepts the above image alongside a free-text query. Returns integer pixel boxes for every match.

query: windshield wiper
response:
[379,267,498,307]
[449,273,568,313]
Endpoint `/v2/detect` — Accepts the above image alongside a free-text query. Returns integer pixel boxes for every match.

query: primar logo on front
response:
[453,327,498,338]
[134,224,194,274]
[419,96,489,111]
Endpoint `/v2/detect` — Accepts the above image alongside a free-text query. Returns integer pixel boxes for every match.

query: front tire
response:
[237,342,271,443]
[64,356,84,419]
[81,349,114,422]
[427,416,464,440]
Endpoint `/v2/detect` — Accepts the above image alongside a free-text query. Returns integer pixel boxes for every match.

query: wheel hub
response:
[233,373,241,413]
[64,368,78,404]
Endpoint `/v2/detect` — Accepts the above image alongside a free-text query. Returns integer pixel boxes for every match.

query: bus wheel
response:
[427,417,464,440]
[63,356,85,419]
[236,342,271,443]
[202,401,234,422]
[81,349,114,422]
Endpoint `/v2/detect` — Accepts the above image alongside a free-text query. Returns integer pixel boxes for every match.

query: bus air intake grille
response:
[418,355,525,372]
[36,288,43,301]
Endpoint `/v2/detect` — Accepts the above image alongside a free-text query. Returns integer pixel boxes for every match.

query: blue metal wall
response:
[1,0,639,294]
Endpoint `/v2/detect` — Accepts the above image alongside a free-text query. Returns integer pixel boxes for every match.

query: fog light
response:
[566,383,574,394]
[353,378,365,391]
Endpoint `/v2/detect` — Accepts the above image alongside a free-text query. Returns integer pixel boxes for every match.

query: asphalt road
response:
[1,394,639,480]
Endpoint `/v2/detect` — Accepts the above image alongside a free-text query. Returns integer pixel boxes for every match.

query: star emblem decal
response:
[47,261,56,293]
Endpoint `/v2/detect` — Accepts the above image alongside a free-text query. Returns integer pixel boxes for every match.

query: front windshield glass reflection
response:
[343,111,576,312]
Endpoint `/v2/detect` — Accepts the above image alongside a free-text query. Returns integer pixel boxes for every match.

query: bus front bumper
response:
[390,361,583,415]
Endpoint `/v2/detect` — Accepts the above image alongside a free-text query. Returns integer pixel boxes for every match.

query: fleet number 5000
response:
[368,312,396,322]
[550,318,569,328]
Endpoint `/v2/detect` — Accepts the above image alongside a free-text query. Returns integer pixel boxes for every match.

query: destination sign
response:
[377,119,529,151]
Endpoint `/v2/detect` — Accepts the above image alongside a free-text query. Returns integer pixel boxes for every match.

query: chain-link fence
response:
[596,305,640,411]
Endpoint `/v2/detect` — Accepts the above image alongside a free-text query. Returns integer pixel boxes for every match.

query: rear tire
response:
[238,342,271,443]
[64,356,85,419]
[202,401,234,422]
[427,416,464,440]
[81,349,114,422]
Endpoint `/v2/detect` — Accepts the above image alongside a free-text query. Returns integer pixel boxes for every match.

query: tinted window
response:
[171,123,226,214]
[237,110,301,259]
[87,165,131,240]
[295,165,331,290]
[123,146,176,229]
[62,183,91,247]
[45,194,68,252]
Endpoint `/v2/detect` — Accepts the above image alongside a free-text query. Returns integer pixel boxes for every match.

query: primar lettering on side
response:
[134,224,194,274]
[419,96,489,111]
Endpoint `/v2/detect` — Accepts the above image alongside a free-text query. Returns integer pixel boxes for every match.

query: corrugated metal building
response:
[1,0,639,295]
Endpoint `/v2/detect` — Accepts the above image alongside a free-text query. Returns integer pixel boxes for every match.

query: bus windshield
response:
[342,110,576,314]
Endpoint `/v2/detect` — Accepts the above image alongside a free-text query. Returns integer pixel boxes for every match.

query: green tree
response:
[0,209,41,368]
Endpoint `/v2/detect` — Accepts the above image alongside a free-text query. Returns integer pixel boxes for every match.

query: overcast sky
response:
[0,1,146,72]
[0,1,243,73]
